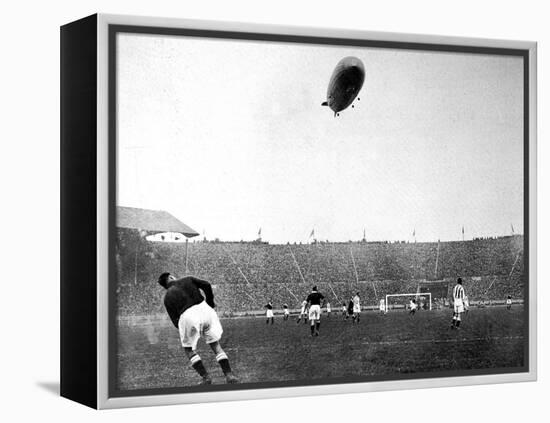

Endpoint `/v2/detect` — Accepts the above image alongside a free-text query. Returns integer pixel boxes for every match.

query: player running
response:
[306,286,325,336]
[158,273,238,385]
[326,301,331,318]
[451,277,466,330]
[352,292,361,323]
[265,300,274,325]
[506,295,513,310]
[297,299,309,324]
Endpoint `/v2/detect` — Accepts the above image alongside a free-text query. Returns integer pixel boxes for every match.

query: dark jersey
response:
[347,300,354,314]
[163,276,215,328]
[265,303,273,310]
[306,291,324,306]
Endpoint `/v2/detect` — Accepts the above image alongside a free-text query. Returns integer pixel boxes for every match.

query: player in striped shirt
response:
[451,277,466,329]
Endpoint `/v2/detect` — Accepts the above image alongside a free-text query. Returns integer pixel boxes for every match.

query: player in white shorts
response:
[297,299,308,324]
[159,273,238,384]
[463,295,470,313]
[506,295,512,310]
[283,303,290,321]
[451,277,466,329]
[306,286,325,336]
[326,301,331,318]
[265,301,274,325]
[352,292,361,323]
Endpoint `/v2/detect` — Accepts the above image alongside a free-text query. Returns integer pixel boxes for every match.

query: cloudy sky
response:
[116,32,524,244]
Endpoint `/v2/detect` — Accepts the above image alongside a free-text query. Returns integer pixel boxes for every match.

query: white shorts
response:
[266,309,274,318]
[284,309,289,315]
[454,299,464,313]
[300,307,307,315]
[178,301,223,350]
[353,304,361,313]
[309,304,321,320]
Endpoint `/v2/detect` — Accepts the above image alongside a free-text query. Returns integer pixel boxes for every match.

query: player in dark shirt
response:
[306,286,325,336]
[264,301,274,325]
[347,298,354,318]
[158,273,238,385]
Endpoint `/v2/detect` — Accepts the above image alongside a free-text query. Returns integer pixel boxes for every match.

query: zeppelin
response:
[321,56,365,117]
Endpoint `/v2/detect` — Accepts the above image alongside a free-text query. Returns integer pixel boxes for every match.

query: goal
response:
[385,293,432,312]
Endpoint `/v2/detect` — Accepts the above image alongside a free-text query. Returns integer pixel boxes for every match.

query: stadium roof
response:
[116,206,199,238]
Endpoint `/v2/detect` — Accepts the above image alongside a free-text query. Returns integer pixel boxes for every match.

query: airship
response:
[321,56,365,117]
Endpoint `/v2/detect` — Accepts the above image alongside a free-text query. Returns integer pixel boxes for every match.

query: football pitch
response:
[116,306,525,391]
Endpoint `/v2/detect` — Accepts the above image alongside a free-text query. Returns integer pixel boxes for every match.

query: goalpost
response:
[385,293,432,312]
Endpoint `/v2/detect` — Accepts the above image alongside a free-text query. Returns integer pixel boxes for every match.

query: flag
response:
[413,228,416,237]
[309,229,315,238]
[462,226,465,236]
[511,224,515,234]
[363,228,366,239]
[258,227,262,236]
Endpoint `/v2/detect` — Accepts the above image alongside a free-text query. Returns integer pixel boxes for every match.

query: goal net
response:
[385,293,432,312]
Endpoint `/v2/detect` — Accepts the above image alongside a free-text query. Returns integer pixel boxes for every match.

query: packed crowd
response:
[115,232,525,315]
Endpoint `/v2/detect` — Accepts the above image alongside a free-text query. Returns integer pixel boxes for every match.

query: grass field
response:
[116,306,525,391]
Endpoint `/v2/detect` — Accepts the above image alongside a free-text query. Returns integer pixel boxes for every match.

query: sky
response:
[116,32,524,244]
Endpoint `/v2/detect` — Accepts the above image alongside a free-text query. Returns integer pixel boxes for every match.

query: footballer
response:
[352,292,361,323]
[283,303,290,320]
[451,277,466,329]
[265,300,274,325]
[306,286,325,336]
[297,299,309,324]
[409,298,417,315]
[158,273,238,385]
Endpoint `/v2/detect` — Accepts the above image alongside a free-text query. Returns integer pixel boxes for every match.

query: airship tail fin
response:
[321,101,328,106]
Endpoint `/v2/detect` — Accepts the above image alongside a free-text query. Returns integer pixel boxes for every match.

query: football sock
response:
[190,354,208,378]
[310,324,315,335]
[216,352,232,375]
[315,321,320,332]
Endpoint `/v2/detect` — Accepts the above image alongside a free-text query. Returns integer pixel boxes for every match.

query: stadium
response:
[115,207,526,391]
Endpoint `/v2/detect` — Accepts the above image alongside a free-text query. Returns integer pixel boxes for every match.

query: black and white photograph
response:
[4,0,549,419]
[111,26,530,396]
